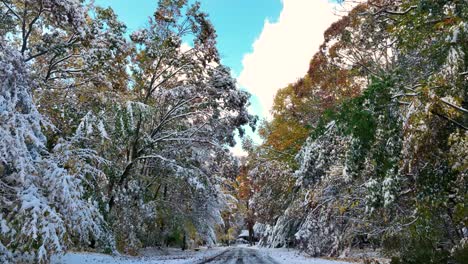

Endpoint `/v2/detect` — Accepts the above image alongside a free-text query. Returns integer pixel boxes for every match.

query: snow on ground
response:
[51,247,226,264]
[253,246,354,264]
[51,246,355,264]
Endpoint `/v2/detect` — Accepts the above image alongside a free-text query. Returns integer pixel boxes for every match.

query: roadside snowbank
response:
[51,247,226,264]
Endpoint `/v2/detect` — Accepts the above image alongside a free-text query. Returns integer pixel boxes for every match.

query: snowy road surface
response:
[196,247,278,264]
[52,246,353,264]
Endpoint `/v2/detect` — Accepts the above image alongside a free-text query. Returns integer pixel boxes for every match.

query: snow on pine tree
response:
[0,43,105,262]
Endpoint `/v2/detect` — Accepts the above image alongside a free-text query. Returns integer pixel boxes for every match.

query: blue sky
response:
[94,0,282,75]
[94,0,339,155]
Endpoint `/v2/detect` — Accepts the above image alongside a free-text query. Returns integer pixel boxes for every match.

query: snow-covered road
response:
[196,247,278,264]
[197,246,354,264]
[52,246,354,264]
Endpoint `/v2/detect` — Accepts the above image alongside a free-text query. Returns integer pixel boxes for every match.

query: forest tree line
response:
[241,0,467,263]
[0,0,256,262]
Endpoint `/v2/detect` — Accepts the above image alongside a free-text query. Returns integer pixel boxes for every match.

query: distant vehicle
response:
[237,230,250,240]
[236,229,258,244]
[235,238,249,244]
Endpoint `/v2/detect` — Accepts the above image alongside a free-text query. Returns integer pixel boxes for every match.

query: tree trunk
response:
[248,224,254,246]
[182,232,187,251]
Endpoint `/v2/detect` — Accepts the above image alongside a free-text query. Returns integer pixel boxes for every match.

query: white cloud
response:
[230,142,247,157]
[180,42,192,52]
[238,0,339,118]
